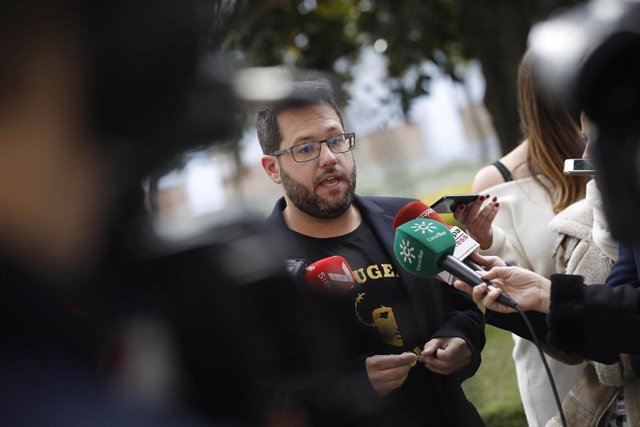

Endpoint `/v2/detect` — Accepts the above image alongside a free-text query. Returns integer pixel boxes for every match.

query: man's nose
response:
[317,143,338,167]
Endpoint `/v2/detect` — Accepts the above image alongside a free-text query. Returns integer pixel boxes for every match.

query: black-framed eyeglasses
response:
[270,132,356,163]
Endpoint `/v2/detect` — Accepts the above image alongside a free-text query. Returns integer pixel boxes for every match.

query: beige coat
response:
[546,191,638,427]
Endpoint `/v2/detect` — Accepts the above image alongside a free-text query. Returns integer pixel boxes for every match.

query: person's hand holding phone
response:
[431,194,480,213]
[453,194,499,250]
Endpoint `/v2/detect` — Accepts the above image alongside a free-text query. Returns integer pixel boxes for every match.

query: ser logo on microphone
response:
[306,265,332,289]
[304,257,356,293]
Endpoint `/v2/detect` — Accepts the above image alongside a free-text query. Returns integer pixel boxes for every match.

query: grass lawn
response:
[462,324,527,426]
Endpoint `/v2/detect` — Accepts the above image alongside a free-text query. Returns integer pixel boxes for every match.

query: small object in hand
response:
[417,355,435,362]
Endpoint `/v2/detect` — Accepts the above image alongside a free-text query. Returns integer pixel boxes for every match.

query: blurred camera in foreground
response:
[0,1,354,426]
[529,0,640,239]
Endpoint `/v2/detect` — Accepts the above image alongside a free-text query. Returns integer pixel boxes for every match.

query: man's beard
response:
[280,165,356,219]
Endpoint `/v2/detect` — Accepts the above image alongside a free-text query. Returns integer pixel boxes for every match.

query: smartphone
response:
[563,159,596,176]
[431,194,481,213]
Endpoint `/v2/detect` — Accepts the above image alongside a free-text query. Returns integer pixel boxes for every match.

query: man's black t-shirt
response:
[284,220,448,425]
[287,221,426,356]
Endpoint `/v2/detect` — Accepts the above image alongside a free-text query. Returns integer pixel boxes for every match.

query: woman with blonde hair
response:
[454,49,589,427]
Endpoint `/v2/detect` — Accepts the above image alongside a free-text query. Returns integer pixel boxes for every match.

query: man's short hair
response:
[255,80,344,155]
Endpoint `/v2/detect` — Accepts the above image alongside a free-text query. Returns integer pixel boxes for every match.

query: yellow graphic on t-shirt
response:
[354,292,404,347]
[352,263,399,284]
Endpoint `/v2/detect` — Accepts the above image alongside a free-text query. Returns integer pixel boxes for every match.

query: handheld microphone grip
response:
[440,256,518,308]
[456,257,519,308]
[463,259,483,271]
[439,256,484,287]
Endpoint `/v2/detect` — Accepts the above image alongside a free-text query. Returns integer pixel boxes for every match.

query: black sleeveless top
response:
[492,160,513,182]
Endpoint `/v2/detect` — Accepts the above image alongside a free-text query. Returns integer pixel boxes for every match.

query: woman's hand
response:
[453,194,499,249]
[453,264,552,313]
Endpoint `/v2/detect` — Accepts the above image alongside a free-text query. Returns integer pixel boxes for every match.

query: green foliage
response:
[222,0,361,74]
[462,325,527,426]
[481,407,528,427]
[213,0,583,153]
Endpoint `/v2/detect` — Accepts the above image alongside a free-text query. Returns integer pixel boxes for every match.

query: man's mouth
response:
[317,174,342,188]
[322,177,339,187]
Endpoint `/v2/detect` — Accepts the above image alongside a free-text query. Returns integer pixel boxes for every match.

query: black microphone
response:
[285,258,308,282]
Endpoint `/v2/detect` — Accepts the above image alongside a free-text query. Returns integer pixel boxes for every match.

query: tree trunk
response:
[458,2,532,156]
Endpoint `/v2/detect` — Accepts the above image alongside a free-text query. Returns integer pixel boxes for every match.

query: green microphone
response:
[393,218,518,308]
[394,219,455,277]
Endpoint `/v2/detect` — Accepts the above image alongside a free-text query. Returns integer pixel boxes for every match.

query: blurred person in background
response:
[544,114,637,427]
[453,49,590,427]
[256,80,486,426]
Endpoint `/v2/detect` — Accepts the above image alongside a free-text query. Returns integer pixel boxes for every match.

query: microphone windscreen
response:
[393,201,445,229]
[393,219,455,277]
[303,255,355,293]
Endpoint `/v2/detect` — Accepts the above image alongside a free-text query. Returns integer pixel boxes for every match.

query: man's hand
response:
[420,337,471,374]
[365,352,417,396]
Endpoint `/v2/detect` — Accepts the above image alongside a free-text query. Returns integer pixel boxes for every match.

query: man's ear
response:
[261,155,281,184]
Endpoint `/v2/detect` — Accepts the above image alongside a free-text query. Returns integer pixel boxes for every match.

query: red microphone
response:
[393,200,447,229]
[303,256,355,293]
[393,200,482,283]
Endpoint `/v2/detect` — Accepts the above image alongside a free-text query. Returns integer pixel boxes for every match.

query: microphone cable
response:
[495,293,567,427]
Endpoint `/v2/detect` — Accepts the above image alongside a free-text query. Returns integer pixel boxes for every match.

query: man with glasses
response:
[256,80,486,426]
